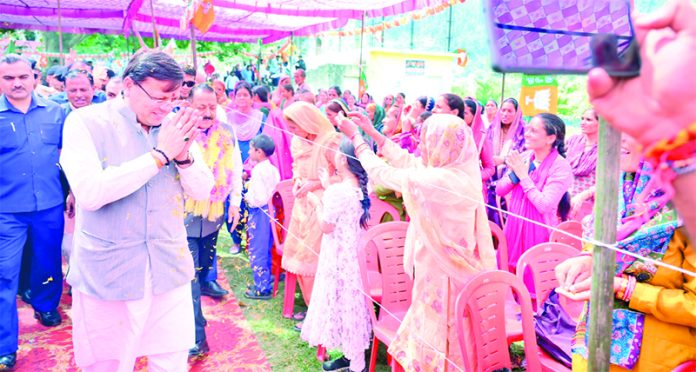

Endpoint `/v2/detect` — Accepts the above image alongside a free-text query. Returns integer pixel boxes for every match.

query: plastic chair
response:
[549,220,583,251]
[455,270,570,372]
[361,195,401,303]
[489,220,509,272]
[673,360,696,371]
[367,194,401,227]
[357,222,411,372]
[516,242,580,312]
[267,180,296,314]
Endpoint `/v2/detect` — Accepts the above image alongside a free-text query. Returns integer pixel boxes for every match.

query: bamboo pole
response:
[500,72,506,102]
[57,0,64,64]
[587,118,621,371]
[358,11,366,96]
[149,0,159,48]
[447,4,453,52]
[190,27,198,72]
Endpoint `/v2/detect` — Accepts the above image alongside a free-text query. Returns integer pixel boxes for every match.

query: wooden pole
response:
[587,118,621,371]
[289,32,294,70]
[57,0,64,64]
[149,0,159,48]
[358,11,366,96]
[500,72,506,102]
[190,27,198,72]
[447,4,453,52]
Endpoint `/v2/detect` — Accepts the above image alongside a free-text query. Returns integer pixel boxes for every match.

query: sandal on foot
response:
[291,311,306,321]
[294,321,303,332]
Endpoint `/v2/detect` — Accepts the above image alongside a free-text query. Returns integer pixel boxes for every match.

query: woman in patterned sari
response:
[556,135,696,371]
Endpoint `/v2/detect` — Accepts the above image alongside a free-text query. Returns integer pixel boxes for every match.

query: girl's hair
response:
[418,111,433,122]
[234,81,252,96]
[441,93,465,119]
[282,84,295,95]
[329,85,342,97]
[535,113,567,157]
[502,97,519,111]
[487,99,498,107]
[252,85,269,102]
[534,112,571,221]
[339,137,371,229]
[463,99,478,117]
[326,99,348,115]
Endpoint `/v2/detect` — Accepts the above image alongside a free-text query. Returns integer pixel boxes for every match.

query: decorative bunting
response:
[312,0,465,38]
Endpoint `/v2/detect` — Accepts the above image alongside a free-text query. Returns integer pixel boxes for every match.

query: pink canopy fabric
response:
[0,0,451,43]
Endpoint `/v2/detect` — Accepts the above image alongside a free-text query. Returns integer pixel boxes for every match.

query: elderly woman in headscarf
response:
[338,112,497,372]
[281,102,342,320]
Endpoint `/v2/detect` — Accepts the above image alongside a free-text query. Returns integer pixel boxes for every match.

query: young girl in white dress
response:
[302,137,373,372]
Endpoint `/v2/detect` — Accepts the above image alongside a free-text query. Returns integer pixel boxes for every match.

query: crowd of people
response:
[1,0,696,371]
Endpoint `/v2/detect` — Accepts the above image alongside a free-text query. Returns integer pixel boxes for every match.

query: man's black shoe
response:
[34,310,62,327]
[0,352,17,370]
[19,288,31,304]
[200,281,228,298]
[188,339,210,357]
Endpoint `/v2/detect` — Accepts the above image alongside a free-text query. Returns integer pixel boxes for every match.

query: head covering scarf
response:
[283,101,341,178]
[574,161,680,369]
[372,104,385,133]
[184,120,237,221]
[226,107,264,142]
[399,114,497,279]
[486,99,526,156]
[469,101,487,154]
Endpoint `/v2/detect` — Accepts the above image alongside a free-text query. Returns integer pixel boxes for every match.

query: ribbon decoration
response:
[312,0,465,38]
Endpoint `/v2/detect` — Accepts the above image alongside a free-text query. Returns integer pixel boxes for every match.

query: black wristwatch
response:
[173,153,194,166]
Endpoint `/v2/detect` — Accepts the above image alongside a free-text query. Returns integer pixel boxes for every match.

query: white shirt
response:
[61,106,212,212]
[245,159,280,208]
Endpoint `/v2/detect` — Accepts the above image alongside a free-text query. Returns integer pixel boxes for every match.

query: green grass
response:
[217,233,391,372]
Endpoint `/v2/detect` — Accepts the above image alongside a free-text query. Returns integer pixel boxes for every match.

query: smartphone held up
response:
[484,0,641,77]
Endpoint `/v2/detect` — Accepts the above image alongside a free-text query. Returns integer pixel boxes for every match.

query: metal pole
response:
[57,0,64,64]
[358,12,366,96]
[149,0,159,47]
[447,4,453,52]
[587,119,621,371]
[190,27,198,72]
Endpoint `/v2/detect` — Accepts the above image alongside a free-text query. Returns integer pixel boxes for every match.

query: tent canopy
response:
[0,0,450,43]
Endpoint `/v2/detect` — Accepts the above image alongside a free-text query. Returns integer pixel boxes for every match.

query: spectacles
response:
[134,81,175,108]
[182,81,195,88]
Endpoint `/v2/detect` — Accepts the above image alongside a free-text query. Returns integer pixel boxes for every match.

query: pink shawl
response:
[262,108,294,180]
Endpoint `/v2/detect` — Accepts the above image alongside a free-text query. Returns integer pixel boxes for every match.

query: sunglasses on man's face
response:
[182,81,195,88]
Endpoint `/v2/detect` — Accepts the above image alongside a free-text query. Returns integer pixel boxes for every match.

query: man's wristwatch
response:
[173,153,194,166]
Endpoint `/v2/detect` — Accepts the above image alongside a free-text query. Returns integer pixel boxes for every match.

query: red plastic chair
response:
[267,180,296,314]
[455,270,570,372]
[516,242,580,312]
[489,220,509,272]
[367,194,401,227]
[361,195,401,303]
[549,220,583,251]
[357,222,411,372]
